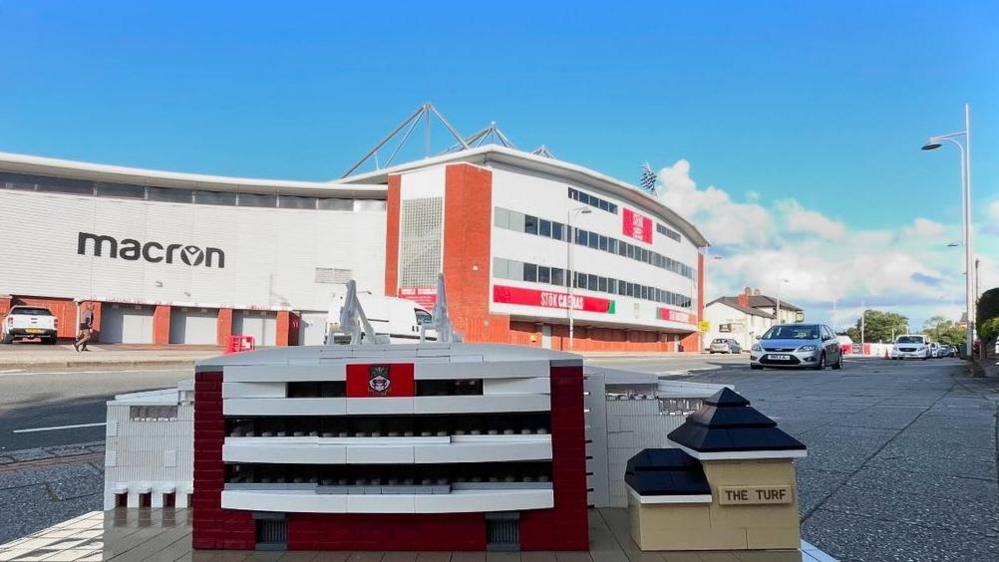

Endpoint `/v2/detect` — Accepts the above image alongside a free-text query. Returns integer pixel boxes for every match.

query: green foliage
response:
[921,316,967,348]
[980,317,999,344]
[844,309,909,343]
[978,287,999,335]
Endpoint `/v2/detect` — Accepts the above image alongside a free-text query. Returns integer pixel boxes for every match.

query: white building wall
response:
[488,165,700,331]
[0,190,385,311]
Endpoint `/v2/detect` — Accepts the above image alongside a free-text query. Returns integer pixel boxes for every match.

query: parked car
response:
[836,334,853,355]
[943,345,957,358]
[891,334,930,360]
[1,306,59,344]
[709,338,742,354]
[750,323,843,370]
[928,342,941,358]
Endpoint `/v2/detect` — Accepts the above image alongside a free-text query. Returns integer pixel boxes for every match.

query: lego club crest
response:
[368,365,392,395]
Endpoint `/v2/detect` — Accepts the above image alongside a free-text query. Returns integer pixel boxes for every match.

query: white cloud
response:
[776,199,846,240]
[903,217,947,237]
[653,159,969,328]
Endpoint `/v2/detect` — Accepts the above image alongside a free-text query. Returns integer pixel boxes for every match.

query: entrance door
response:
[541,325,552,349]
[101,304,154,344]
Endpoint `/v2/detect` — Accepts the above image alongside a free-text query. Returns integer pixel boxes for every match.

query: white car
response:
[2,306,59,344]
[891,335,930,360]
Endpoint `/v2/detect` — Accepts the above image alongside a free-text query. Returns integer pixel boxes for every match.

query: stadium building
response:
[0,107,708,352]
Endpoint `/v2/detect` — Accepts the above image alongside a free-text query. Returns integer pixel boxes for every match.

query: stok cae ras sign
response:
[77,232,225,268]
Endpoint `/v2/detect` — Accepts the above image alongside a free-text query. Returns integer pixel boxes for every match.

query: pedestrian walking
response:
[74,303,94,352]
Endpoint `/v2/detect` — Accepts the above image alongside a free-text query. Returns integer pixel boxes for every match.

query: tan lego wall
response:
[629,458,801,551]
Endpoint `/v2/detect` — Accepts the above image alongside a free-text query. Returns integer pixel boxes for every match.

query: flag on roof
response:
[640,163,657,194]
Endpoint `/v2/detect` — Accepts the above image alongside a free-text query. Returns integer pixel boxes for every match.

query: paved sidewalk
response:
[0,344,222,371]
[0,442,106,545]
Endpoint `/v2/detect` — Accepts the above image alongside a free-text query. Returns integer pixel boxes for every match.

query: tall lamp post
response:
[567,206,592,349]
[774,277,789,325]
[922,103,974,357]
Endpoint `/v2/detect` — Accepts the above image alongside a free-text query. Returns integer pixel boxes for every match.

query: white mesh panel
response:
[399,197,443,288]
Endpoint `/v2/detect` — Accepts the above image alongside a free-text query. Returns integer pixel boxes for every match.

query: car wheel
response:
[832,353,843,370]
[812,353,826,370]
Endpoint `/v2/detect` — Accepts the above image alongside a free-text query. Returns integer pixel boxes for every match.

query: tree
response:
[977,287,999,335]
[921,316,967,348]
[845,309,909,343]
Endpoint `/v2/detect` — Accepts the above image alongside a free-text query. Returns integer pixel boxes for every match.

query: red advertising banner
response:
[492,285,615,314]
[658,308,693,324]
[398,286,437,310]
[623,208,653,244]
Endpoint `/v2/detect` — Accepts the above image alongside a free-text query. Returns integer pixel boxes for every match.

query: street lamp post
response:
[774,277,789,325]
[922,103,975,357]
[567,206,591,350]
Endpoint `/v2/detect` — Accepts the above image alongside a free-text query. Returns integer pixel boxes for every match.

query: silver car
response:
[709,338,742,354]
[750,323,843,370]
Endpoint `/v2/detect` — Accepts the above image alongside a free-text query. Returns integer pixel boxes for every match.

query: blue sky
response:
[1,1,996,330]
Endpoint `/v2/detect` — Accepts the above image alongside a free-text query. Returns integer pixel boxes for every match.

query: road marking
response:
[12,422,107,434]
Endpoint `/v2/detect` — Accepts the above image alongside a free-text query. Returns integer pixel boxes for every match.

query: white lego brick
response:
[223,442,347,464]
[413,394,550,414]
[414,360,549,380]
[106,421,117,437]
[347,494,416,513]
[345,445,415,464]
[483,377,550,395]
[413,440,551,463]
[105,451,117,467]
[223,398,346,416]
[345,397,414,415]
[413,489,553,513]
[163,450,176,468]
[224,364,347,382]
[222,382,286,398]
[222,490,348,513]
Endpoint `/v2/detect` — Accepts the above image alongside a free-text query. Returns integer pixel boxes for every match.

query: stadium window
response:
[598,276,608,292]
[538,265,551,284]
[279,195,318,209]
[524,215,538,235]
[587,232,598,249]
[524,263,537,282]
[317,198,353,210]
[238,192,277,207]
[576,273,586,289]
[551,267,564,287]
[598,199,609,211]
[195,190,237,206]
[609,279,617,294]
[577,229,587,246]
[598,235,608,251]
[552,221,564,241]
[494,207,510,229]
[540,219,551,238]
[587,274,598,291]
[148,187,194,203]
[609,203,618,214]
[97,182,145,200]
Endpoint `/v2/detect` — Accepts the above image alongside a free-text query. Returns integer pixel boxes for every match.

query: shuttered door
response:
[486,513,520,551]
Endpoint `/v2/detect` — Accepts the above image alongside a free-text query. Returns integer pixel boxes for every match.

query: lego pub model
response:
[191,279,587,551]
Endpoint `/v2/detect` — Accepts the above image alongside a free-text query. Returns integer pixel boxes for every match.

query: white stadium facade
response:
[0,111,709,352]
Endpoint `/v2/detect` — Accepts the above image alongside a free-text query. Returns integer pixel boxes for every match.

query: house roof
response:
[746,294,803,312]
[705,297,775,319]
[668,388,807,454]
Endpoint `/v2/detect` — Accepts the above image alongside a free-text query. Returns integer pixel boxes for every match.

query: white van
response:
[325,291,435,344]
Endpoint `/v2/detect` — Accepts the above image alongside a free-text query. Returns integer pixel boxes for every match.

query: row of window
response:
[494,207,695,280]
[657,222,681,243]
[226,461,553,486]
[287,379,481,398]
[0,171,386,211]
[568,186,618,214]
[494,257,693,309]
[226,412,552,438]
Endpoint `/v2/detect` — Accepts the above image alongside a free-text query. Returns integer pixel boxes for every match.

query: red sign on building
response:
[345,363,415,397]
[623,208,653,244]
[658,308,693,324]
[492,284,615,313]
[398,286,437,309]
